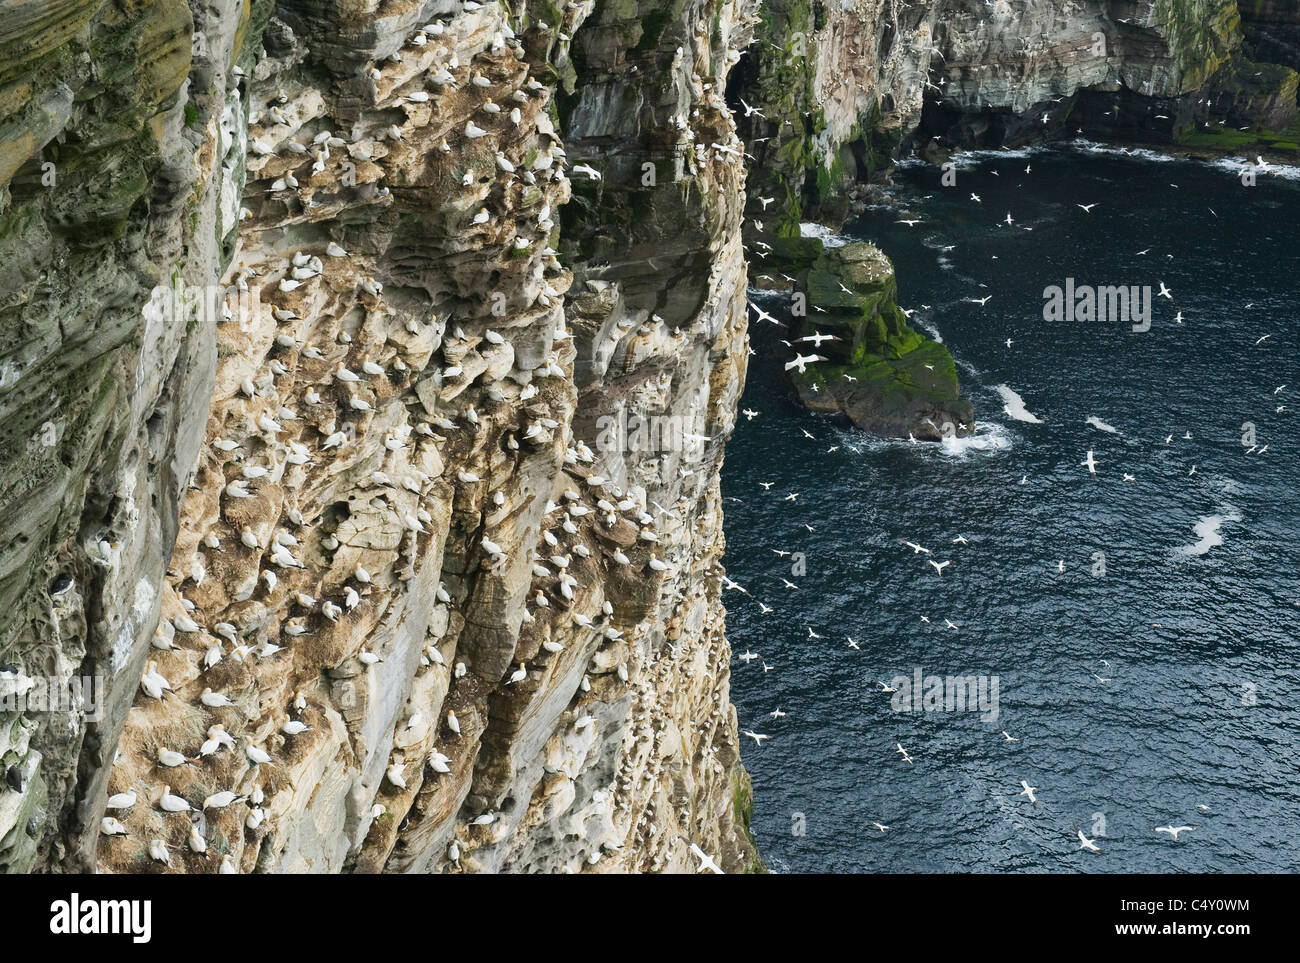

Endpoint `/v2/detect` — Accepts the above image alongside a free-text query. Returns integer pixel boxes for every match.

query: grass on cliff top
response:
[1176,117,1300,153]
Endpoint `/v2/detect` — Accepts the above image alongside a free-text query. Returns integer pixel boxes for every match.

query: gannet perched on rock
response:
[106,788,138,809]
[386,759,408,789]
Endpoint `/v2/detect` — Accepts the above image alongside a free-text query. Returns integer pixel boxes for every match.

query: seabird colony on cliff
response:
[102,0,740,873]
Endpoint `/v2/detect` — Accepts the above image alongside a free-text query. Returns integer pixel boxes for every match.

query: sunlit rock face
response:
[1,0,758,874]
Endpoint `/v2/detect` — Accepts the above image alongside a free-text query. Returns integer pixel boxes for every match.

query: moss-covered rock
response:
[786,241,973,440]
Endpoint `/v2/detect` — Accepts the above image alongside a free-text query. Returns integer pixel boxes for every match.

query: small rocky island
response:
[767,238,974,440]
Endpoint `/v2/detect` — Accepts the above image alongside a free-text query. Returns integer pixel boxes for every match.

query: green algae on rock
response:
[787,240,974,441]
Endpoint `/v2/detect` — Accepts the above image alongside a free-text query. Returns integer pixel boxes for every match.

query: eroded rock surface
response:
[1,0,761,875]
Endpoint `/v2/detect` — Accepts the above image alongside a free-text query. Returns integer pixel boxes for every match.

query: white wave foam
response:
[1207,155,1300,182]
[913,318,944,343]
[945,146,1044,169]
[940,421,1013,455]
[1068,138,1176,163]
[994,385,1044,423]
[1180,506,1241,556]
[800,222,850,248]
[1085,416,1119,434]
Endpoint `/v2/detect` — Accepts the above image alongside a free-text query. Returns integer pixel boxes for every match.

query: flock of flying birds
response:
[722,147,1291,864]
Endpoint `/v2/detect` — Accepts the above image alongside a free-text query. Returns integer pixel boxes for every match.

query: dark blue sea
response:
[723,143,1300,872]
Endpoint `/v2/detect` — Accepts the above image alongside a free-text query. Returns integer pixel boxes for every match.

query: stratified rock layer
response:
[3,0,760,874]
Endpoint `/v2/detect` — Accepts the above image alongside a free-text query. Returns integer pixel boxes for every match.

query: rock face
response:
[2,0,759,874]
[0,0,249,872]
[734,0,1297,232]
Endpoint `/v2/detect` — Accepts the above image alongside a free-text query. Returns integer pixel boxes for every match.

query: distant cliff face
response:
[0,0,1295,874]
[733,0,1294,230]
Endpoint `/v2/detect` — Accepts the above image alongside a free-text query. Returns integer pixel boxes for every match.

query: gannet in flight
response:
[742,730,770,746]
[799,332,840,347]
[927,559,950,575]
[1075,827,1103,852]
[1157,281,1173,299]
[1081,450,1099,475]
[688,842,724,874]
[1155,825,1195,840]
[784,353,827,373]
[1018,780,1039,807]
